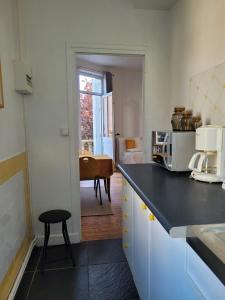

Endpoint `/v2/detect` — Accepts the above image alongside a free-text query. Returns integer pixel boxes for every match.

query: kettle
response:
[188,126,225,183]
[188,152,207,173]
[188,151,222,183]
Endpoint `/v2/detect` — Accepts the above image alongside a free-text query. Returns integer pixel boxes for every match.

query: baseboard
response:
[36,232,80,246]
[8,237,37,300]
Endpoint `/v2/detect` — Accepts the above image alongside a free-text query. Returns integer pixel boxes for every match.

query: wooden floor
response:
[81,172,122,241]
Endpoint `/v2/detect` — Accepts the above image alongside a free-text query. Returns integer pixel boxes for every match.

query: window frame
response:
[79,70,104,96]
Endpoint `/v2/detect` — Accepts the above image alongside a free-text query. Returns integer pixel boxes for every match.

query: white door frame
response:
[66,43,151,241]
[102,92,114,159]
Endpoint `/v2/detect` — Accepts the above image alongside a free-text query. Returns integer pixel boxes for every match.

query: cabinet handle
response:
[122,196,128,202]
[123,227,128,233]
[149,213,155,221]
[122,180,127,186]
[123,243,128,249]
[123,213,128,219]
[141,203,147,210]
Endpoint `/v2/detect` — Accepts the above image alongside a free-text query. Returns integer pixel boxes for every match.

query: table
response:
[79,154,113,202]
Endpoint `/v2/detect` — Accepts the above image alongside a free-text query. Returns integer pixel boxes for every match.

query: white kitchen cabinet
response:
[132,192,151,300]
[122,178,225,300]
[150,218,204,300]
[187,243,225,300]
[122,178,133,271]
[150,217,174,300]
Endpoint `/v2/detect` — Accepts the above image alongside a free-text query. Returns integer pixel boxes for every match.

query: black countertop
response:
[118,163,225,233]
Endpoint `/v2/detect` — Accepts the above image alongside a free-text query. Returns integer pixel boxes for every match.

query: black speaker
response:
[105,72,113,93]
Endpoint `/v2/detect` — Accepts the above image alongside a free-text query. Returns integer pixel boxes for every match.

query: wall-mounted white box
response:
[14,60,32,94]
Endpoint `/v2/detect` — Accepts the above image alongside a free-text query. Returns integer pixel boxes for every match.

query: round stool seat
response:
[39,209,71,224]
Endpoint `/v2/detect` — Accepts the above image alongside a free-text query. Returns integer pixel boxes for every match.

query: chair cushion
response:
[117,137,143,163]
[126,148,141,152]
[123,151,143,164]
[125,139,136,150]
[39,209,71,224]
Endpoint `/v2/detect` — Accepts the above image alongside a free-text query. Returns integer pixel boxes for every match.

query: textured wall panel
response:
[0,172,26,282]
[0,152,32,300]
[189,62,225,125]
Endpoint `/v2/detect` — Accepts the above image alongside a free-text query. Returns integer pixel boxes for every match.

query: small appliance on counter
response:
[188,126,225,183]
[152,131,195,171]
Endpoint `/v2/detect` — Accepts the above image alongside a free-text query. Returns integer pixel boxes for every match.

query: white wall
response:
[21,0,171,241]
[0,0,27,283]
[0,0,26,160]
[112,68,143,138]
[169,0,225,121]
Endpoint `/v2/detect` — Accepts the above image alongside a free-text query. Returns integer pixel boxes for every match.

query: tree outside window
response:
[80,79,93,140]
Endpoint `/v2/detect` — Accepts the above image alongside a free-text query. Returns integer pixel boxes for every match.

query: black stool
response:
[39,209,75,270]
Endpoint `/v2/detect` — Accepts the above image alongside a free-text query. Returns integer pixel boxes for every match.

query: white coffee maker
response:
[188,126,225,183]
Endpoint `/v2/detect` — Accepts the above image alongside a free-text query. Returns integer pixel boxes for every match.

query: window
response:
[103,94,113,137]
[79,71,103,95]
[79,70,103,153]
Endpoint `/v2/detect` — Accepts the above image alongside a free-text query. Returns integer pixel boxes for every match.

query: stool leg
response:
[62,222,69,247]
[46,223,50,246]
[41,223,50,271]
[63,221,75,266]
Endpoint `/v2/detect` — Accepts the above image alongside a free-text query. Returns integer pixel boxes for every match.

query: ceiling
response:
[132,0,179,10]
[77,54,143,71]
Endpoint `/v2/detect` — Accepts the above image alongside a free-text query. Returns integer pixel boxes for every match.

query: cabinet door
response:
[133,193,150,300]
[150,218,204,300]
[122,178,133,271]
[150,217,172,300]
[187,243,225,300]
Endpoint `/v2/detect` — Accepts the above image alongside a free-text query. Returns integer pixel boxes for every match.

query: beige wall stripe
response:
[0,153,26,185]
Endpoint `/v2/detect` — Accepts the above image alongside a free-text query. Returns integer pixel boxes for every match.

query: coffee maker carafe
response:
[188,126,225,183]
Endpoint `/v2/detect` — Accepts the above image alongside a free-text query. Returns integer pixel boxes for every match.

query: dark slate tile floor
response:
[15,239,139,300]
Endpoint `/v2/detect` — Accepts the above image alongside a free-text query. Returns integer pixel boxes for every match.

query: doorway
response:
[66,44,149,243]
[76,53,144,241]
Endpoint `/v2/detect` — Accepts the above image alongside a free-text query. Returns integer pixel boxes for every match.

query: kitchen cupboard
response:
[122,178,225,300]
[122,179,151,299]
[186,242,225,299]
[150,218,204,300]
[122,178,133,271]
[132,192,150,300]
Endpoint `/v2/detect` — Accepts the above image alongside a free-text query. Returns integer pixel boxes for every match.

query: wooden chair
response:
[98,162,113,203]
[79,156,102,205]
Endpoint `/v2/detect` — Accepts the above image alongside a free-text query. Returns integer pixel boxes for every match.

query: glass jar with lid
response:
[192,115,202,131]
[171,106,185,131]
[181,110,193,131]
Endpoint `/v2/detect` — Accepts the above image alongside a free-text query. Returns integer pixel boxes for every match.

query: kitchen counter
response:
[118,163,225,234]
[119,163,225,288]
